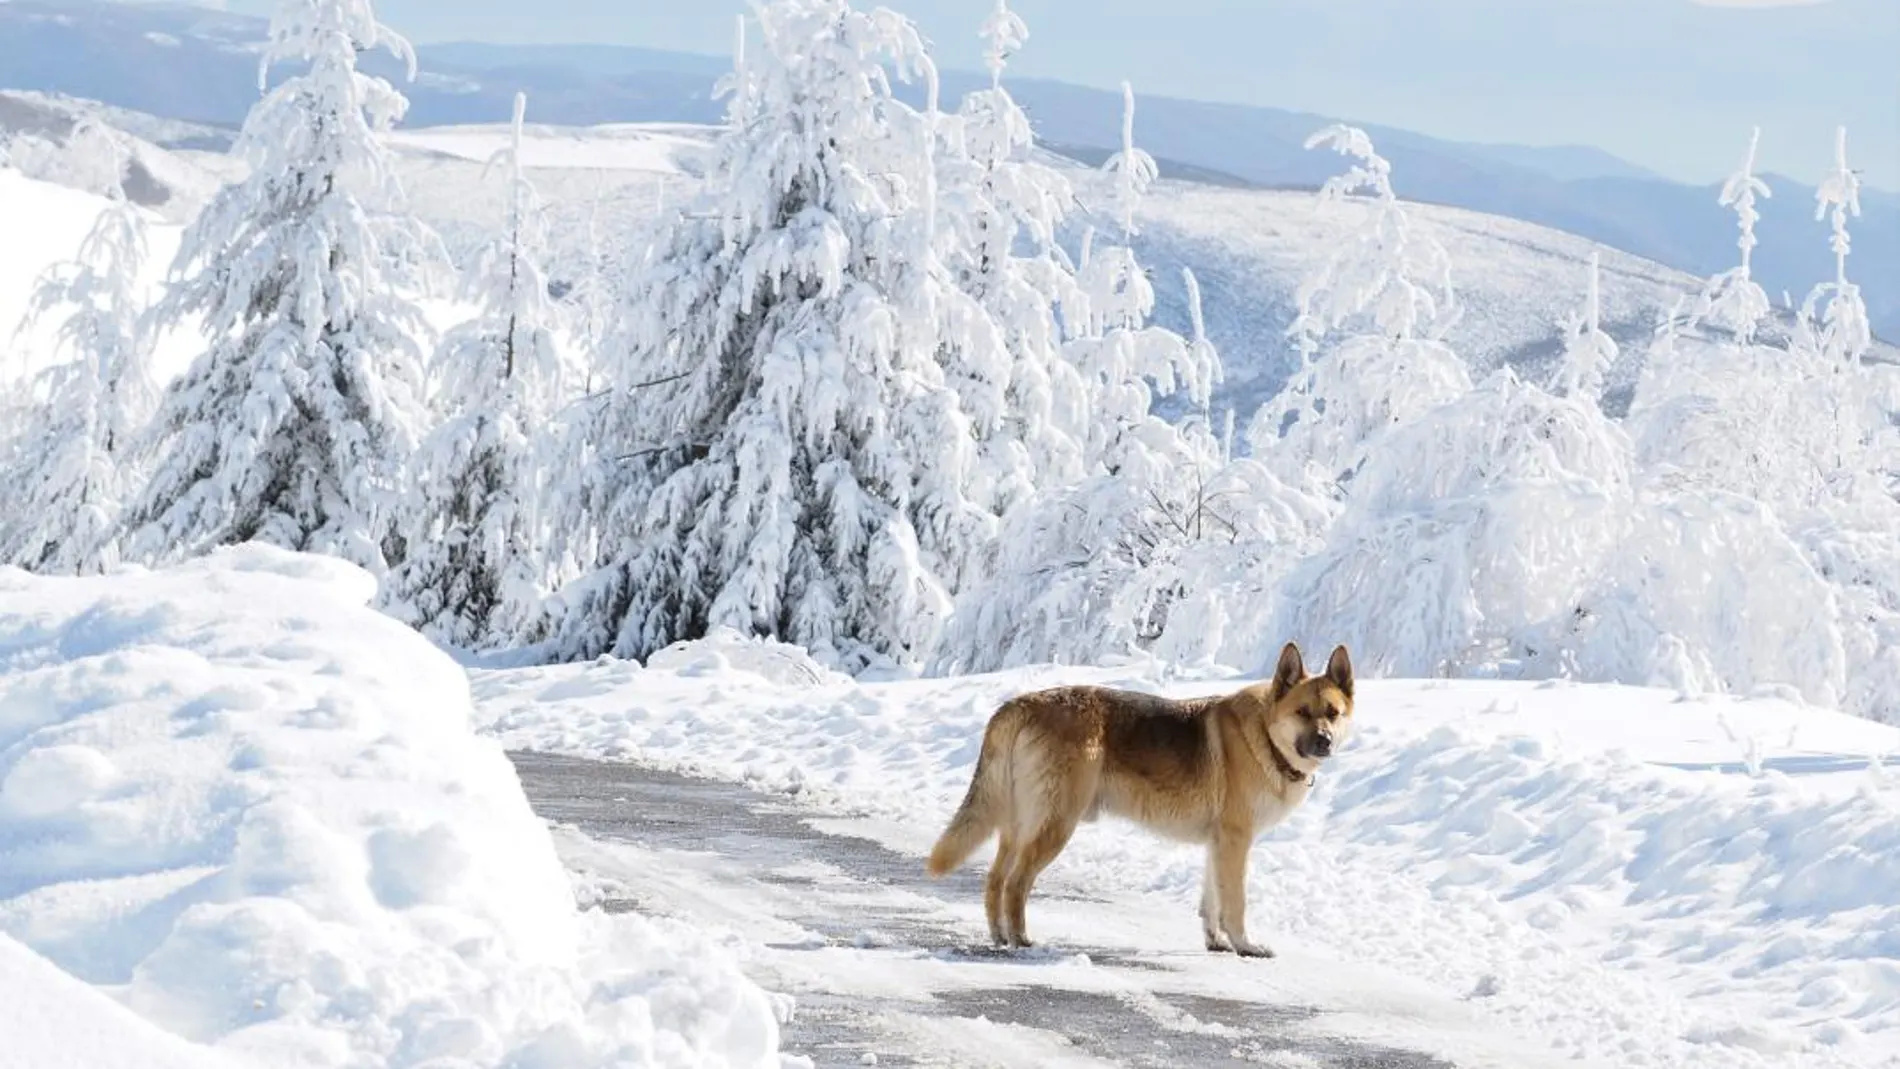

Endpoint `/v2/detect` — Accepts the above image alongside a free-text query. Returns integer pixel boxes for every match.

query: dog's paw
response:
[1230,939,1276,959]
[1204,933,1232,953]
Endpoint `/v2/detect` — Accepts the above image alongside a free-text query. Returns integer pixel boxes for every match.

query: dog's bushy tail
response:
[925,711,1012,877]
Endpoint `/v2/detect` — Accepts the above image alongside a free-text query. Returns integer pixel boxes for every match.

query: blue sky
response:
[227,0,1899,189]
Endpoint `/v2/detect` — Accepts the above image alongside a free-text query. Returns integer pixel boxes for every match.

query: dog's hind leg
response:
[984,833,1015,947]
[1001,814,1079,949]
[1200,844,1231,952]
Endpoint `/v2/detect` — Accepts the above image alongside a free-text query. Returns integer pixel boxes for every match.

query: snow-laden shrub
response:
[938,436,1331,674]
[1270,362,1851,707]
[1273,367,1635,679]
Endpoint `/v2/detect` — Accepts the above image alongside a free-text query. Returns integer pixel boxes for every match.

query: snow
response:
[0,168,193,388]
[475,652,1900,1068]
[0,931,247,1069]
[0,545,786,1069]
[388,122,711,173]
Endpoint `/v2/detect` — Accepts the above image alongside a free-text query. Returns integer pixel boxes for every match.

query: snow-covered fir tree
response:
[1247,125,1471,499]
[119,0,440,572]
[1690,127,1773,344]
[383,93,564,648]
[1,157,158,573]
[538,0,1010,669]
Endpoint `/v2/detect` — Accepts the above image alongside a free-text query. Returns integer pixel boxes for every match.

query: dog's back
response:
[925,686,1218,876]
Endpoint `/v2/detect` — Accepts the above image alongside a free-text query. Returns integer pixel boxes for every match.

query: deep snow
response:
[0,931,248,1069]
[475,631,1900,1069]
[0,547,786,1069]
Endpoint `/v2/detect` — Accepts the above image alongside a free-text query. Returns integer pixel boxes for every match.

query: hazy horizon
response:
[117,0,1900,190]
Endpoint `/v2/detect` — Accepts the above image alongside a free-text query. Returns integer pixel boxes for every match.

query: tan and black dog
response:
[925,642,1355,957]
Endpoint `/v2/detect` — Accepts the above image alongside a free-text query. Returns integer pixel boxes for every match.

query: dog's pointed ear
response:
[1272,642,1305,696]
[1326,644,1354,699]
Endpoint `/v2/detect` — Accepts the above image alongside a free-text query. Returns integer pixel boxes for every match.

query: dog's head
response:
[1263,642,1355,775]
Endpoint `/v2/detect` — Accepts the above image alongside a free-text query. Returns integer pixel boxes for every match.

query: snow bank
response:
[476,656,1900,1069]
[1,931,246,1069]
[0,545,785,1069]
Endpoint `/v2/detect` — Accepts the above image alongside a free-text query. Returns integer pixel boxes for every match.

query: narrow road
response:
[510,751,1570,1069]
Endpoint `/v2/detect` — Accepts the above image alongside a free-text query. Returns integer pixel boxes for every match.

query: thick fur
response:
[926,642,1355,957]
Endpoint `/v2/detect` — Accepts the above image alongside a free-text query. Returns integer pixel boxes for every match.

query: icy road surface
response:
[510,751,1581,1069]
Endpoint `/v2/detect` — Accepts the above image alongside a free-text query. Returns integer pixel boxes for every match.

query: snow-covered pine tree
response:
[1,151,158,573]
[537,0,1004,670]
[1552,250,1619,402]
[1690,127,1773,344]
[1247,125,1471,499]
[383,92,564,648]
[119,0,439,572]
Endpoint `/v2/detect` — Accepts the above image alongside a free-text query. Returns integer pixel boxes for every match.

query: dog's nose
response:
[1312,734,1333,758]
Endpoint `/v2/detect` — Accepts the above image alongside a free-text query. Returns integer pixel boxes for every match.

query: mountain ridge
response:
[2,0,1890,341]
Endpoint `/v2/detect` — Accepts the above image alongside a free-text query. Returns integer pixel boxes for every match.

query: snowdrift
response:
[1,931,249,1069]
[477,653,1900,1069]
[0,545,783,1069]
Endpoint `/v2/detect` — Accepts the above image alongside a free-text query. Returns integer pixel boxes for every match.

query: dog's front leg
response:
[1200,844,1231,952]
[1214,823,1274,958]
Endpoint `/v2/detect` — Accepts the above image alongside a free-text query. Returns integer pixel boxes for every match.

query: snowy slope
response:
[369,119,1900,421]
[20,113,1881,421]
[0,547,786,1069]
[387,121,712,173]
[0,932,250,1069]
[0,169,194,388]
[474,635,1900,1069]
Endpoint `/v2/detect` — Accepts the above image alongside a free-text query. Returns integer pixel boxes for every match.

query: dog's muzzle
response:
[1302,733,1334,760]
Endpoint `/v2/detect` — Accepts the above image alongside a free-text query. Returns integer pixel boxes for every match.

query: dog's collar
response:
[1266,734,1311,786]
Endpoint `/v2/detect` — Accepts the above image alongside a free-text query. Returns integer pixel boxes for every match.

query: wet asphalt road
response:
[510,750,1466,1069]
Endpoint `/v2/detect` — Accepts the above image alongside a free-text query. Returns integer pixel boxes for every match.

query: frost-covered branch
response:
[1690,127,1774,344]
[1553,250,1619,402]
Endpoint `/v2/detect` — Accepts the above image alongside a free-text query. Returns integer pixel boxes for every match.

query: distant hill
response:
[2,0,1891,341]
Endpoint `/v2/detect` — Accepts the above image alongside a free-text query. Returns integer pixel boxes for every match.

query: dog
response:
[924,642,1355,957]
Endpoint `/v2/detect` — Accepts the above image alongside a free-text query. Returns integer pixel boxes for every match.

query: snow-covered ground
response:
[0,549,787,1069]
[387,121,713,173]
[0,931,245,1069]
[475,632,1900,1069]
